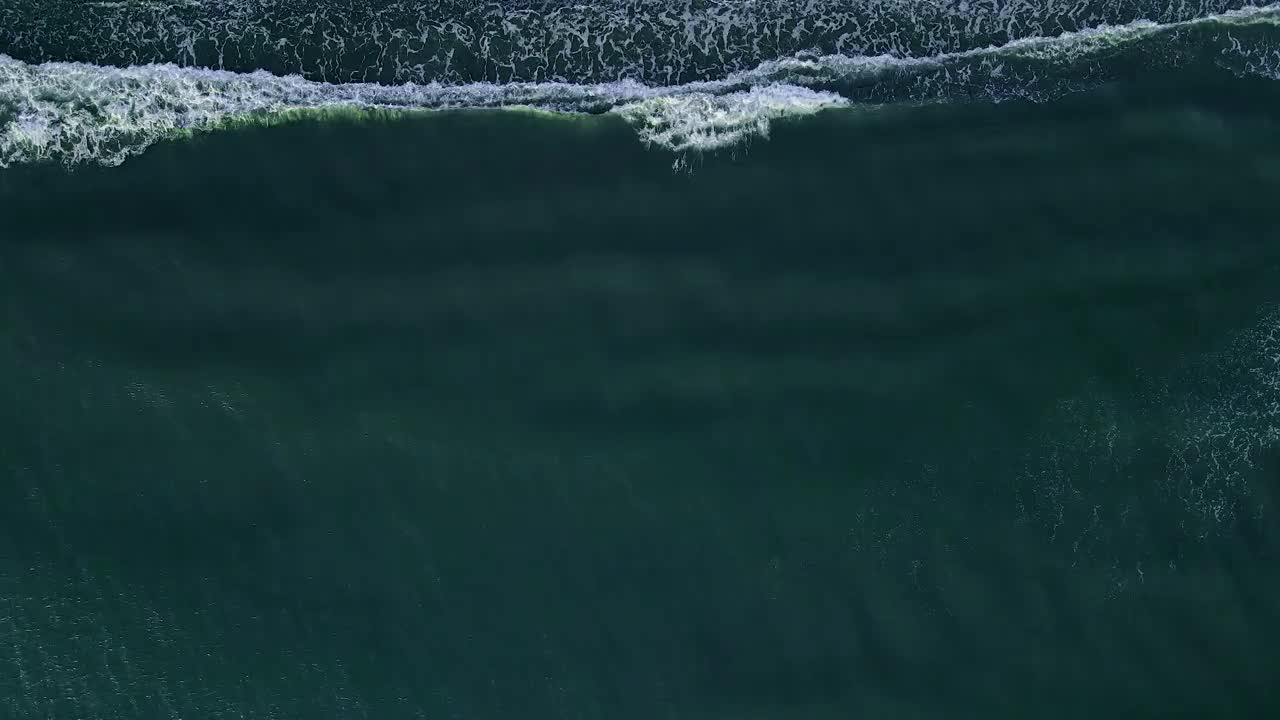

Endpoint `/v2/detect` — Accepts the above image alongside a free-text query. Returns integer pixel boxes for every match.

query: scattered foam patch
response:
[1221,33,1280,78]
[1163,306,1280,533]
[1014,304,1280,564]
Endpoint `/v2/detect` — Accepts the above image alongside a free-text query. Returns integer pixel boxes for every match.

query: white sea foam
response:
[2,0,1271,85]
[1,4,1278,168]
[613,85,847,153]
[0,57,655,167]
[0,53,851,167]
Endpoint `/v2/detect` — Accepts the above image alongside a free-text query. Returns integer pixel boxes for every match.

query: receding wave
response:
[0,0,1271,84]
[1,4,1278,168]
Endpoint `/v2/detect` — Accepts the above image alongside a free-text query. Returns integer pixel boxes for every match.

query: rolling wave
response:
[1,4,1278,168]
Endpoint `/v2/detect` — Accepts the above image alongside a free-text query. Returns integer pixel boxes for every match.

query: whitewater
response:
[2,3,1278,168]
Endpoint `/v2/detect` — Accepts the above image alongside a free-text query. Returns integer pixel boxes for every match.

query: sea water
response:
[2,1,1279,718]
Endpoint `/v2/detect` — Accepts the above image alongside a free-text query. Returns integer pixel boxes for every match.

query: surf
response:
[1,4,1278,169]
[3,0,1273,83]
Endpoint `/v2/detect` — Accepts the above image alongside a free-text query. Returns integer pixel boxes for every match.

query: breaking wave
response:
[1,3,1278,168]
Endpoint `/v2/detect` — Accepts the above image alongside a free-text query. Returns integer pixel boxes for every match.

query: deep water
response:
[3,5,1280,718]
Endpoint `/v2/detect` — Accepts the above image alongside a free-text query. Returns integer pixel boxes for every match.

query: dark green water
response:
[4,43,1280,720]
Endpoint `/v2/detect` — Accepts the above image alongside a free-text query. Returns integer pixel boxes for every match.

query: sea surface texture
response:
[2,1,1280,718]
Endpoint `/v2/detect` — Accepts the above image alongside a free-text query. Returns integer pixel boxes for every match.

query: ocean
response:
[2,1,1280,718]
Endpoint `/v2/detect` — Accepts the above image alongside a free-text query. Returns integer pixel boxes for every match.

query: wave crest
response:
[1,4,1278,168]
